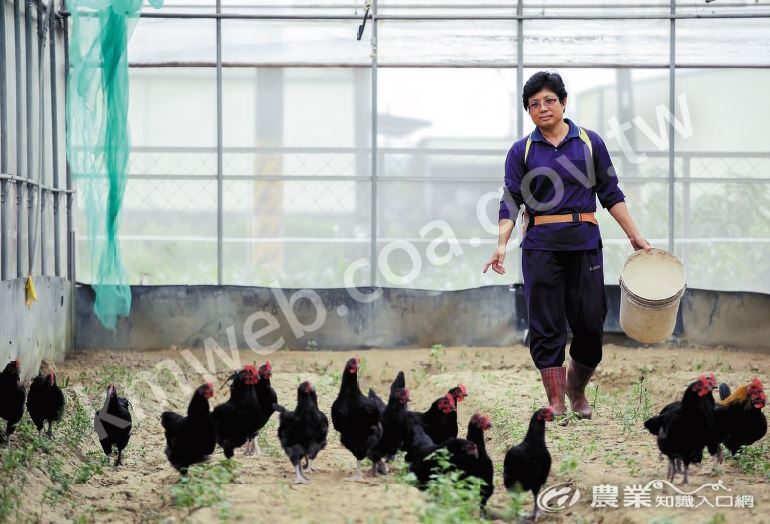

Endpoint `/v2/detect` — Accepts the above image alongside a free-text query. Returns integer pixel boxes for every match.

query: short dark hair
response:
[522,71,568,110]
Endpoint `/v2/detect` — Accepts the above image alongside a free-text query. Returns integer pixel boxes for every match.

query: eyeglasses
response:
[528,97,559,111]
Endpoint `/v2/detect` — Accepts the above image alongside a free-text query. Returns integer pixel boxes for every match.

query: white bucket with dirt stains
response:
[619,248,686,344]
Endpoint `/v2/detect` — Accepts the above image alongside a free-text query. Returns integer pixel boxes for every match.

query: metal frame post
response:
[370,0,378,287]
[668,0,675,252]
[38,0,47,276]
[14,0,23,277]
[25,0,34,275]
[0,0,8,279]
[50,3,60,276]
[216,0,223,285]
[515,0,523,286]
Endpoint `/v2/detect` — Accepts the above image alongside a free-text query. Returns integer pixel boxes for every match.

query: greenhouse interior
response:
[0,1,768,522]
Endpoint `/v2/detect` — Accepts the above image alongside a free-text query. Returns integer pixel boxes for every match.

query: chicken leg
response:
[294,463,310,484]
[345,460,364,482]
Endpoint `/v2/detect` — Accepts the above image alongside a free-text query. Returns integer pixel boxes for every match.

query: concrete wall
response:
[75,285,522,351]
[681,289,770,351]
[0,277,72,381]
[73,283,759,353]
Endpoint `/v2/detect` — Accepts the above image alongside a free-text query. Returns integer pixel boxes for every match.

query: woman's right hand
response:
[482,245,507,275]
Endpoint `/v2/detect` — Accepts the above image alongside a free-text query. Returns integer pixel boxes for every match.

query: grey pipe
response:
[64,0,73,284]
[25,0,35,275]
[14,0,24,277]
[668,0,676,253]
[50,1,60,277]
[370,0,379,287]
[37,0,47,276]
[216,0,223,285]
[0,0,8,280]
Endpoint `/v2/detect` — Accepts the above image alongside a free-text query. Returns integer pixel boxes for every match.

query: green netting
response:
[66,0,163,329]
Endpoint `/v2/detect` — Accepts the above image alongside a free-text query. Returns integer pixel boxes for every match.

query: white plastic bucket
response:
[619,248,686,344]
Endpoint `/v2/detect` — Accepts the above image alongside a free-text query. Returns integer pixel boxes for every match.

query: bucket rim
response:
[620,247,687,302]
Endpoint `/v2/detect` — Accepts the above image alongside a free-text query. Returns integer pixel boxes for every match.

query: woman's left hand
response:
[629,235,652,252]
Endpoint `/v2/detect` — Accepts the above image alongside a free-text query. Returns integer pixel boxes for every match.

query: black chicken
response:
[406,392,456,454]
[405,416,481,488]
[27,371,65,436]
[446,384,468,438]
[369,371,410,475]
[503,407,554,521]
[466,413,494,509]
[161,383,216,474]
[276,381,329,484]
[0,359,26,446]
[212,364,261,459]
[709,378,767,458]
[644,375,716,484]
[94,384,133,467]
[331,356,383,481]
[249,361,278,456]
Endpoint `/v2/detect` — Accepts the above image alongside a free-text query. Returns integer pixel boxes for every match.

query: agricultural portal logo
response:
[537,480,755,513]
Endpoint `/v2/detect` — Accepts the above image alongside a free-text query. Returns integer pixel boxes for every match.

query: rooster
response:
[250,361,278,456]
[369,371,410,475]
[331,356,383,481]
[276,381,329,484]
[466,413,494,509]
[644,375,716,484]
[708,378,767,459]
[27,371,65,436]
[0,359,26,445]
[161,383,216,474]
[503,407,554,521]
[212,365,261,459]
[94,384,132,467]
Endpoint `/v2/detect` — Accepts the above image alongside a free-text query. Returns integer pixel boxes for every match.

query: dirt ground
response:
[3,342,770,524]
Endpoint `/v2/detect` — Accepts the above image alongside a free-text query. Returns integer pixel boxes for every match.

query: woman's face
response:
[527,89,566,128]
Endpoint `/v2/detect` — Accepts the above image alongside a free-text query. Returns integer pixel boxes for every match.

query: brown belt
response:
[532,212,597,226]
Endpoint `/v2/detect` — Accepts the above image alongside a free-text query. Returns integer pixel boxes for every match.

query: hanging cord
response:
[25,0,54,307]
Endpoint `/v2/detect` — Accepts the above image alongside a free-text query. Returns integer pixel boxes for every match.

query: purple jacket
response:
[499,118,626,251]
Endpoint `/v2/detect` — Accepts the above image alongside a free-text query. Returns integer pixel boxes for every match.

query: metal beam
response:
[50,0,60,276]
[668,0,675,252]
[25,0,34,275]
[14,0,24,277]
[216,0,223,285]
[126,61,770,70]
[370,0,378,287]
[0,0,8,279]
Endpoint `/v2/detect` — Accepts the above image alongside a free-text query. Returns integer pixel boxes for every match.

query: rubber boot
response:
[566,359,595,419]
[539,367,566,416]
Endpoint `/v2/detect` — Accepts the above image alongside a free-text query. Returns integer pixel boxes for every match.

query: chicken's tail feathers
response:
[718,383,731,401]
[643,415,663,436]
[391,371,406,392]
[160,411,183,431]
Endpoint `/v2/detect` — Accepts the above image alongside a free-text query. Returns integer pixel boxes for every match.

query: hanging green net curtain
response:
[66,0,163,329]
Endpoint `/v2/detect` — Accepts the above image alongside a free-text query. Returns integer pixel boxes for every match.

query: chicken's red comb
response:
[471,413,492,430]
[261,361,272,371]
[751,377,764,391]
[14,358,20,368]
[458,384,467,395]
[445,392,455,406]
[243,364,258,373]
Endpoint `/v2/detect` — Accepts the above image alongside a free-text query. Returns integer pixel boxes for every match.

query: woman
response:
[483,71,651,418]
